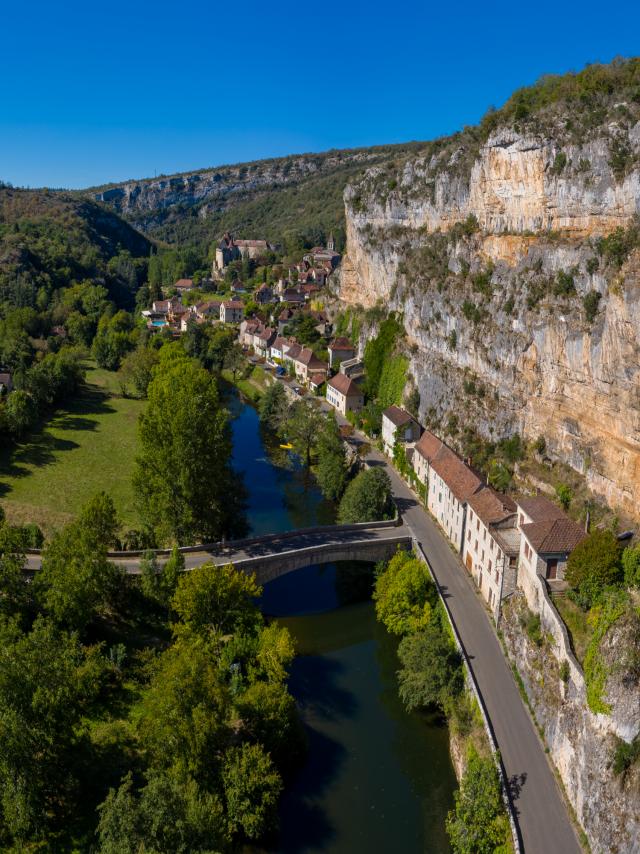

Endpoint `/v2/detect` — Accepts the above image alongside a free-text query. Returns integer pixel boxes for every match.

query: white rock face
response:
[340,126,640,518]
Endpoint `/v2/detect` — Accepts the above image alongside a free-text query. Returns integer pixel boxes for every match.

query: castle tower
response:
[327,232,335,252]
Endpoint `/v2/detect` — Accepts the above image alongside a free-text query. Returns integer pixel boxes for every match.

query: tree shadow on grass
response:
[0,383,117,494]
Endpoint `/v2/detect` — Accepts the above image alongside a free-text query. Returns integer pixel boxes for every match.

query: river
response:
[229,390,456,853]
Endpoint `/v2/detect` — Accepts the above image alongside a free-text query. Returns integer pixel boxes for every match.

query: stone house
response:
[194,300,221,321]
[328,337,355,369]
[326,373,364,416]
[214,234,272,271]
[463,487,520,619]
[292,347,327,384]
[339,357,364,379]
[255,283,274,304]
[239,319,261,348]
[174,278,194,294]
[412,430,445,488]
[381,406,421,455]
[516,496,587,586]
[220,300,244,324]
[280,288,306,305]
[427,445,484,554]
[253,326,276,358]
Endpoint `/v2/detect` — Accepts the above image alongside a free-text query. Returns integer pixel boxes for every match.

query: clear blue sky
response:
[2,0,638,189]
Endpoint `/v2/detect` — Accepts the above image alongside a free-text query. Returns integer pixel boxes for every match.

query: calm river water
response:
[229,391,456,853]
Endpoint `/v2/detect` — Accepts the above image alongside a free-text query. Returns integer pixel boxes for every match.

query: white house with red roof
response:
[326,373,364,416]
[381,406,421,455]
[516,496,587,593]
[464,487,520,618]
[427,444,484,553]
[220,300,244,324]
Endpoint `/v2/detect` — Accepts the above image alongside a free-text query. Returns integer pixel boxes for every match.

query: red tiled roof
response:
[414,430,444,463]
[175,278,194,288]
[328,337,354,351]
[285,343,303,360]
[430,446,484,503]
[517,496,566,523]
[308,372,326,385]
[328,373,361,397]
[223,300,243,309]
[468,486,517,526]
[383,405,415,428]
[271,336,290,350]
[521,518,587,555]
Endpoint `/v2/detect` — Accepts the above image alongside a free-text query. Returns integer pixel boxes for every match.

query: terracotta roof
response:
[296,347,326,370]
[414,430,444,463]
[279,308,294,320]
[234,239,269,248]
[285,343,303,360]
[521,518,587,555]
[271,336,290,351]
[430,446,483,503]
[517,496,566,523]
[222,300,243,309]
[328,373,361,397]
[175,278,194,288]
[255,327,275,343]
[383,405,415,428]
[308,372,326,386]
[468,486,517,526]
[328,337,354,351]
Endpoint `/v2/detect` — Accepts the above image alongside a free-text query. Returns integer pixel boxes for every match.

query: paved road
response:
[363,447,582,854]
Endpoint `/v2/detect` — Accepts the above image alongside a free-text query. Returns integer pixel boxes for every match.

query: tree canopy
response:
[132,354,246,545]
[337,466,393,524]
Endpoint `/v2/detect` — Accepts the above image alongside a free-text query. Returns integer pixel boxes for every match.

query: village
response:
[140,230,589,627]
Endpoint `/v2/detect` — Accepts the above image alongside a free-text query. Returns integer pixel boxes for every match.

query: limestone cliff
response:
[339,66,640,518]
[501,593,640,854]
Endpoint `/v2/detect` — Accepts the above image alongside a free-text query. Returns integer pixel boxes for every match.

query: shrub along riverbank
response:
[373,549,513,853]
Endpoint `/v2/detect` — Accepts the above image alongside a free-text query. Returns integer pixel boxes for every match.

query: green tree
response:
[140,549,160,600]
[97,770,229,854]
[172,562,262,638]
[565,529,623,606]
[35,493,121,630]
[222,342,245,379]
[117,346,159,397]
[315,414,349,500]
[137,635,231,782]
[337,467,392,523]
[285,400,324,466]
[622,545,640,588]
[0,616,105,843]
[0,523,30,619]
[397,622,464,711]
[222,743,282,840]
[159,545,185,606]
[259,381,289,432]
[373,550,436,635]
[133,356,246,544]
[4,389,37,437]
[555,482,573,511]
[446,747,510,854]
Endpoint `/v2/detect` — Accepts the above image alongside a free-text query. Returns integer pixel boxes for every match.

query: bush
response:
[583,290,602,323]
[337,467,393,524]
[397,620,464,712]
[446,747,510,853]
[520,610,543,647]
[555,483,572,510]
[622,545,640,588]
[373,550,436,636]
[565,529,623,607]
[612,735,640,776]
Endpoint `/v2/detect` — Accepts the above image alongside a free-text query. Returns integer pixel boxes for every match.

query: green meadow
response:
[0,364,144,537]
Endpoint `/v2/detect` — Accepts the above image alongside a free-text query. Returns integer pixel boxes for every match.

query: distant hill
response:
[86,144,426,254]
[0,186,152,309]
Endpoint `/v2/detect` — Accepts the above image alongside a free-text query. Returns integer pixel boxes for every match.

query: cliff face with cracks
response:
[340,124,640,517]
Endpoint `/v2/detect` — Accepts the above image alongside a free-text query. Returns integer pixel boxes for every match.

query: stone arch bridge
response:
[25,520,413,586]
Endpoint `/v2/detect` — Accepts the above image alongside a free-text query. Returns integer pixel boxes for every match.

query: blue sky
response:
[1,0,639,189]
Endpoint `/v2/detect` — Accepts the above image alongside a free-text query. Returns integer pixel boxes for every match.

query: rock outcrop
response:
[340,123,640,517]
[501,594,640,854]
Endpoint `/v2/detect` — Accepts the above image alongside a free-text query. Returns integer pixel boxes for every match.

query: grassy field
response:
[0,364,144,538]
